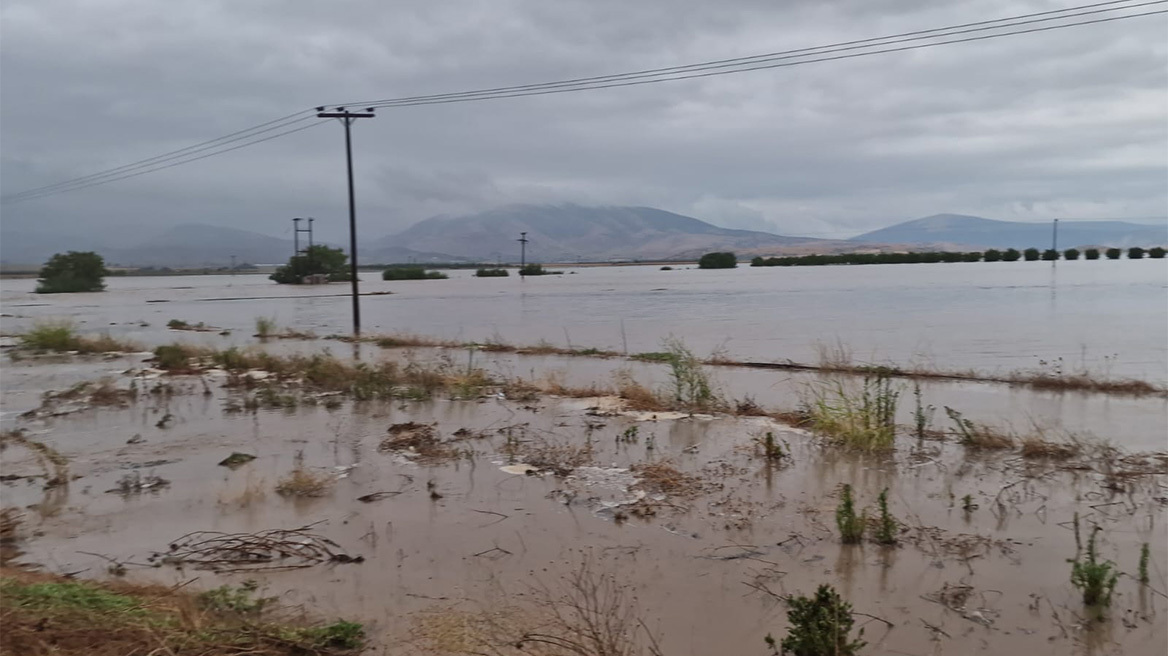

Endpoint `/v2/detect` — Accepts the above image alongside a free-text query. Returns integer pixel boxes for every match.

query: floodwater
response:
[1,355,1164,655]
[2,259,1166,381]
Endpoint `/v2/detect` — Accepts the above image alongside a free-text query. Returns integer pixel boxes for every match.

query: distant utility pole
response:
[1052,219,1059,253]
[518,232,529,271]
[317,106,376,335]
[230,255,237,274]
[293,217,313,256]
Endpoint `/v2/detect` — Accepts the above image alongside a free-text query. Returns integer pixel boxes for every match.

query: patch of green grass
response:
[662,337,717,411]
[255,316,277,338]
[631,351,672,362]
[382,267,448,280]
[0,579,152,617]
[475,268,509,277]
[153,344,200,371]
[20,321,79,351]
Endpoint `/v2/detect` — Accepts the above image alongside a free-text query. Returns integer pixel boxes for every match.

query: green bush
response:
[153,344,197,371]
[1041,249,1059,261]
[475,268,509,277]
[1023,248,1040,261]
[381,267,447,280]
[1149,247,1166,259]
[983,249,1002,262]
[1105,248,1122,260]
[270,245,350,284]
[1128,247,1145,260]
[1002,248,1022,262]
[1064,248,1080,260]
[519,263,547,276]
[1084,248,1100,260]
[697,252,737,269]
[771,584,865,656]
[36,251,108,294]
[962,252,983,262]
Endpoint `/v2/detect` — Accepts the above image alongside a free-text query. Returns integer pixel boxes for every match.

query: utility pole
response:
[1052,219,1059,253]
[230,255,237,274]
[317,106,376,335]
[518,232,529,273]
[292,217,302,256]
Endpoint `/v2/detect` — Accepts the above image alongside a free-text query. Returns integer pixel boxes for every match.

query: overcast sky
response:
[1,0,1165,242]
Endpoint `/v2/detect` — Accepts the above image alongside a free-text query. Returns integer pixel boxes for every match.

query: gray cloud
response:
[2,0,1165,243]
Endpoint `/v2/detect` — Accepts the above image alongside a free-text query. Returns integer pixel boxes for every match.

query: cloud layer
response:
[2,0,1165,241]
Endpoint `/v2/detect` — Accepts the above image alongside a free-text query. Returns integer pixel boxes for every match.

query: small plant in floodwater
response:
[254,316,277,338]
[1138,542,1150,584]
[835,484,865,545]
[754,431,788,462]
[912,382,934,440]
[662,337,717,411]
[874,488,898,545]
[275,452,332,498]
[1070,526,1118,607]
[616,426,640,444]
[198,581,272,615]
[962,494,977,513]
[945,406,1013,449]
[770,584,866,656]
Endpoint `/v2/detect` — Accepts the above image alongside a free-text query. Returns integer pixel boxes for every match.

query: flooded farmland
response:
[2,261,1166,655]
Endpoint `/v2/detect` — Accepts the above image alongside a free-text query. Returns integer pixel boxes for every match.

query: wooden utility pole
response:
[518,232,529,274]
[317,107,376,335]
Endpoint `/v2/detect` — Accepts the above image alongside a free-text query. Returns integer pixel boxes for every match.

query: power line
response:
[3,1,1162,204]
[357,6,1168,110]
[348,0,1160,108]
[3,112,315,202]
[4,121,323,203]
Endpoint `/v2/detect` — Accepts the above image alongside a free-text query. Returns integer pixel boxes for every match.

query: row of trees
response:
[752,246,1166,268]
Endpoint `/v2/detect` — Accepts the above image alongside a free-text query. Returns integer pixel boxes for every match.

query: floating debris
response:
[154,525,362,572]
[218,452,257,468]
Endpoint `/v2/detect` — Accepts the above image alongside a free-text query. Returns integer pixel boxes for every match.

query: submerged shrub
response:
[382,267,448,280]
[1127,246,1145,260]
[475,268,509,277]
[1023,248,1040,261]
[1149,247,1166,259]
[875,488,898,545]
[808,375,899,451]
[1064,248,1080,260]
[771,584,865,656]
[983,249,1002,262]
[1002,248,1022,262]
[1041,249,1059,261]
[697,252,737,269]
[36,251,108,294]
[1084,248,1100,260]
[1105,248,1122,260]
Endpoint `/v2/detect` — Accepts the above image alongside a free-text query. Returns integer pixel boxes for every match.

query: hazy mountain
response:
[375,204,825,261]
[851,214,1168,249]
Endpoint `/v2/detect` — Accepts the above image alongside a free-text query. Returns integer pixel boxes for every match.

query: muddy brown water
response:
[1,353,1165,655]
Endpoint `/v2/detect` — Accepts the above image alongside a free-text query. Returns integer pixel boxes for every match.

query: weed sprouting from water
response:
[1070,526,1118,607]
[1138,543,1150,585]
[808,375,899,451]
[945,407,1013,449]
[912,382,934,440]
[754,431,788,462]
[770,584,866,656]
[662,337,717,411]
[835,484,865,545]
[962,494,977,513]
[874,488,898,545]
[254,316,277,338]
[275,452,332,498]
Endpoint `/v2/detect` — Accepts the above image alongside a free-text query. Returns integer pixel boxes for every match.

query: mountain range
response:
[851,213,1167,250]
[1,206,1164,267]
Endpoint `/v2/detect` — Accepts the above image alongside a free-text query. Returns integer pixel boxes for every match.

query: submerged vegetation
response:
[751,245,1163,267]
[1070,526,1118,607]
[698,251,737,269]
[835,484,865,544]
[381,267,448,281]
[36,251,109,294]
[270,245,351,284]
[18,321,138,354]
[474,267,510,277]
[806,375,899,450]
[770,584,865,656]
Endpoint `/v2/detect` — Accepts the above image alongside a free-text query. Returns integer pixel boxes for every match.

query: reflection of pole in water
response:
[1051,218,1059,269]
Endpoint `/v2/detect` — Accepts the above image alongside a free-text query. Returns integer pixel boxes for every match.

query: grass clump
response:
[1138,543,1150,584]
[1070,526,1118,607]
[912,382,934,440]
[753,431,788,462]
[767,584,865,656]
[275,453,332,497]
[19,321,138,354]
[382,267,448,280]
[808,375,899,451]
[153,343,203,371]
[835,484,865,545]
[475,268,509,277]
[254,316,277,338]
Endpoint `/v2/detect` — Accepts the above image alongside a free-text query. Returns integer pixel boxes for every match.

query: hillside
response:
[374,204,826,261]
[852,214,1168,249]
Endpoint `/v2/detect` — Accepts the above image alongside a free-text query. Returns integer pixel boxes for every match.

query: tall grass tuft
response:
[20,321,79,351]
[807,375,899,450]
[662,337,716,411]
[835,484,865,544]
[875,488,898,545]
[254,317,277,338]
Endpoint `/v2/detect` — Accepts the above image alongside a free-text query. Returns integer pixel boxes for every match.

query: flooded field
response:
[2,263,1166,655]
